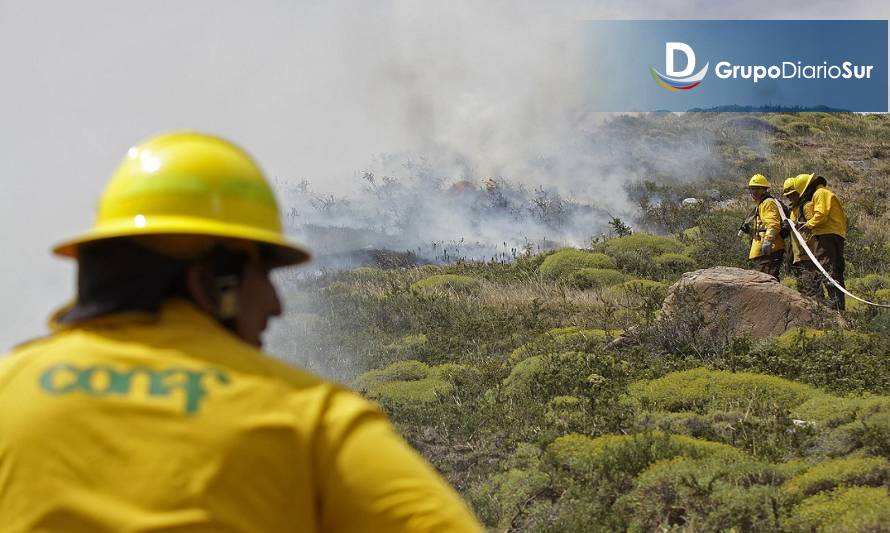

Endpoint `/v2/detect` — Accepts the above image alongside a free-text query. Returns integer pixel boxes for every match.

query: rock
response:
[661,266,828,338]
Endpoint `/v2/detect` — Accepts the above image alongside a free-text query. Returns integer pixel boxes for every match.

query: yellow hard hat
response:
[748,174,770,188]
[783,173,813,197]
[53,132,310,266]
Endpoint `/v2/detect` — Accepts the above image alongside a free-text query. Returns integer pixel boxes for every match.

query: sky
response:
[1,0,888,352]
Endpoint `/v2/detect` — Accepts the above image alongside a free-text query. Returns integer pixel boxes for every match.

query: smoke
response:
[2,0,888,353]
[274,113,729,270]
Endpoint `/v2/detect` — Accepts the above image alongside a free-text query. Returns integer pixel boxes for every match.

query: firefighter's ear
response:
[184,262,218,316]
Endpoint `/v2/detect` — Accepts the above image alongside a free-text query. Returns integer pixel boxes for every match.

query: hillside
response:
[274,112,890,532]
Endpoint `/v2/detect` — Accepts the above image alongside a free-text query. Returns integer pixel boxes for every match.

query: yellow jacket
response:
[804,185,847,239]
[748,197,785,260]
[0,300,482,533]
[789,200,816,264]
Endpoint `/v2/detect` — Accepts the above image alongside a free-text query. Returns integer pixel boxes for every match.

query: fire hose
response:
[770,198,890,309]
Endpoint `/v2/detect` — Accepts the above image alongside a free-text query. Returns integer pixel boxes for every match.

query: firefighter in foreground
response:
[741,174,785,279]
[0,132,482,532]
[783,175,822,301]
[796,173,848,311]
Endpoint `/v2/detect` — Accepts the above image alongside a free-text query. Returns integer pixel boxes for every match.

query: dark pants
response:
[757,250,785,280]
[813,234,846,311]
[792,260,823,301]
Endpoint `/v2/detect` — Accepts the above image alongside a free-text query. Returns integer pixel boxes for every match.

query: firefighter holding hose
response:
[741,174,786,280]
[0,132,482,532]
[796,173,848,311]
[782,175,823,301]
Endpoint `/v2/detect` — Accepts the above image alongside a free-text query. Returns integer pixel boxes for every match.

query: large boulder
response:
[661,267,827,338]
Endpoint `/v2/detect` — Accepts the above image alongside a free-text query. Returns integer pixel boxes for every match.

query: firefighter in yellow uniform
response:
[743,174,785,279]
[783,175,822,300]
[797,173,848,311]
[0,132,483,532]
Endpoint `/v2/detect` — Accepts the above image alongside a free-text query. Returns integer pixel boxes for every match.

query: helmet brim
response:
[52,215,311,268]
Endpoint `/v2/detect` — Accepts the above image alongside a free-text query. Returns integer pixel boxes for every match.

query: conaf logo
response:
[649,42,709,91]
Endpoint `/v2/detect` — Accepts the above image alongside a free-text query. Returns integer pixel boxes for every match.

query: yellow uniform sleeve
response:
[758,200,782,239]
[316,392,483,533]
[805,187,847,238]
[805,187,830,230]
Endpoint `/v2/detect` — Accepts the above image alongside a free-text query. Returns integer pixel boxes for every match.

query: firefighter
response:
[0,132,482,532]
[743,174,785,280]
[783,175,822,300]
[797,173,848,311]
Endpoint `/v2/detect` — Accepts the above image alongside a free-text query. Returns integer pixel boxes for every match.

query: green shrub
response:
[789,486,890,532]
[621,457,785,532]
[353,359,430,391]
[431,363,483,388]
[686,207,751,269]
[410,274,481,294]
[630,368,819,415]
[371,377,454,404]
[606,279,669,301]
[502,352,587,401]
[847,273,890,294]
[538,248,616,279]
[653,252,696,273]
[567,268,632,289]
[547,431,745,476]
[508,327,623,364]
[378,334,429,362]
[682,226,702,241]
[774,328,875,350]
[783,456,890,500]
[791,394,890,428]
[468,444,552,529]
[545,395,593,432]
[744,328,890,395]
[602,233,682,258]
[637,410,714,439]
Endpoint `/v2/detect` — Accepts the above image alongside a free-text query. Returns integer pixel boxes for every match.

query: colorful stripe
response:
[649,66,701,91]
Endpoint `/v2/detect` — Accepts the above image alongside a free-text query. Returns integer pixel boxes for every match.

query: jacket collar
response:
[48,298,222,335]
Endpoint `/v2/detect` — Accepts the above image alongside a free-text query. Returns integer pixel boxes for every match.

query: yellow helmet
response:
[748,174,770,188]
[783,173,813,197]
[53,132,310,266]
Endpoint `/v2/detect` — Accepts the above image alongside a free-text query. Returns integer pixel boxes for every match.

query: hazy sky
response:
[1,0,887,351]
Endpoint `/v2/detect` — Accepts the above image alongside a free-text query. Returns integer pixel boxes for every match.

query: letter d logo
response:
[649,42,709,92]
[666,42,695,77]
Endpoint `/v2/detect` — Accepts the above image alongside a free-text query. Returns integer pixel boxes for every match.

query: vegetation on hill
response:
[278,112,890,531]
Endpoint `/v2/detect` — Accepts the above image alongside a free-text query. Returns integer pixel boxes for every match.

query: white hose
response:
[771,198,890,309]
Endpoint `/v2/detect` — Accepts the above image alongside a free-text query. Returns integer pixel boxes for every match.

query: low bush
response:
[542,432,746,530]
[547,432,745,476]
[410,274,481,294]
[508,327,622,364]
[353,359,431,391]
[782,456,890,500]
[788,486,890,532]
[653,252,696,275]
[630,368,819,415]
[372,377,454,405]
[620,457,786,532]
[566,268,631,289]
[538,248,616,279]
